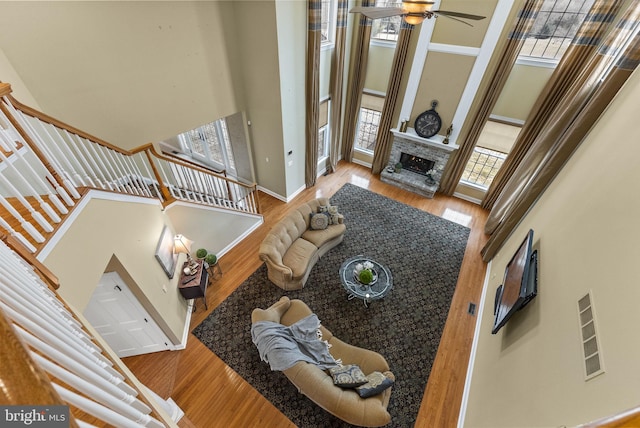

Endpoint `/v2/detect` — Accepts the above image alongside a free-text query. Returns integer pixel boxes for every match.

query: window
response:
[355,93,385,153]
[519,0,595,61]
[179,118,236,174]
[318,99,330,161]
[371,1,402,42]
[355,108,382,152]
[461,121,521,189]
[321,0,337,45]
[461,147,507,188]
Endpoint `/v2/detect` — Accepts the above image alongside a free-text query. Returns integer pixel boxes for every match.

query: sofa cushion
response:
[356,371,395,398]
[329,364,368,388]
[309,212,329,230]
[301,223,346,248]
[282,238,318,279]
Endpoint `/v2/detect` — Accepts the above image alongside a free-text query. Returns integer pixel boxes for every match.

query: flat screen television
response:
[492,229,538,334]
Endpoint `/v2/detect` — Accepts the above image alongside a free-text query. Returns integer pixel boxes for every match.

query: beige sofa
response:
[251,297,394,427]
[259,197,345,290]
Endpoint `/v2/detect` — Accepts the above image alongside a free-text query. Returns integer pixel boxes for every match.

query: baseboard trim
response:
[453,191,482,205]
[457,260,492,428]
[257,185,287,202]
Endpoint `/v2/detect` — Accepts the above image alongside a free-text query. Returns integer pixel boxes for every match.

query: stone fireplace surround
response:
[380,128,458,198]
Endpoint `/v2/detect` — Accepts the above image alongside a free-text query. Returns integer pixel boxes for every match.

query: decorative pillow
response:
[329,364,368,388]
[319,205,340,225]
[356,371,394,398]
[309,212,329,230]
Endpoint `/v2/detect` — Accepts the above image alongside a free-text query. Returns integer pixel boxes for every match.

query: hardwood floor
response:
[123,162,489,427]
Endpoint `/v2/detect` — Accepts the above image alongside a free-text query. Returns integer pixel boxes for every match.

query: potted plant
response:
[196,248,208,259]
[204,253,217,266]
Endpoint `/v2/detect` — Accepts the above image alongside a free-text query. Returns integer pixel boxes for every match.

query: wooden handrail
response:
[0,101,68,192]
[0,311,79,428]
[6,92,131,155]
[0,82,12,97]
[160,149,227,176]
[139,143,258,189]
[578,406,640,427]
[4,84,260,215]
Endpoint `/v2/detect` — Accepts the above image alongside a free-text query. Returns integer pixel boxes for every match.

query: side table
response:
[206,260,223,281]
[178,259,209,312]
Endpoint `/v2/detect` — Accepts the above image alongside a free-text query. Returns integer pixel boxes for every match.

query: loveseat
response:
[259,197,345,290]
[251,297,394,427]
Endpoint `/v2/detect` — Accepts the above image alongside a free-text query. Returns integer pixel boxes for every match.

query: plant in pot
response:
[196,248,208,259]
[204,253,217,267]
[358,268,374,285]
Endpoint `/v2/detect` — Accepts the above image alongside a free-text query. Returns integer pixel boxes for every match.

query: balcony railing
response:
[0,82,260,253]
[461,146,507,189]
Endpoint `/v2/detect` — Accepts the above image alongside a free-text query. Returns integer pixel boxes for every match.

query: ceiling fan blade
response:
[349,6,404,20]
[435,10,486,21]
[433,12,473,27]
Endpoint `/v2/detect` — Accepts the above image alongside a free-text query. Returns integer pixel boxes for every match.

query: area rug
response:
[192,183,470,427]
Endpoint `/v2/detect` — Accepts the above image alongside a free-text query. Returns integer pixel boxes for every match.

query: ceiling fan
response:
[350,0,486,27]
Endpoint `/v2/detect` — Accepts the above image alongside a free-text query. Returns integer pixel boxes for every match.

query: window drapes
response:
[438,0,543,195]
[305,0,322,188]
[328,0,349,173]
[481,2,640,261]
[341,0,375,162]
[371,21,414,175]
[481,0,624,210]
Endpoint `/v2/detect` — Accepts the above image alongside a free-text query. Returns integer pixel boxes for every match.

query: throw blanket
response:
[251,314,339,371]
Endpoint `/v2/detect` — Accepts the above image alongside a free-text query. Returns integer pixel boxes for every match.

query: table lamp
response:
[174,234,198,274]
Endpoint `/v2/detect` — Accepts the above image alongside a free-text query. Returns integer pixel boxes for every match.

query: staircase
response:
[0,82,261,254]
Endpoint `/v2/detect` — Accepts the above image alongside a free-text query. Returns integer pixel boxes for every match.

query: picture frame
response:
[155,225,177,278]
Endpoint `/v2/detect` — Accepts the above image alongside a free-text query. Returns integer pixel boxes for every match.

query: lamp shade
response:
[402,0,432,25]
[173,234,193,255]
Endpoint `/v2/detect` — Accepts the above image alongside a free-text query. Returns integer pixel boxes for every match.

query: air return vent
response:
[577,291,605,380]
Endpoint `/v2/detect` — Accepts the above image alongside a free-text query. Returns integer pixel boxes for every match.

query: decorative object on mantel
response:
[443,124,453,145]
[414,100,442,138]
[400,117,409,132]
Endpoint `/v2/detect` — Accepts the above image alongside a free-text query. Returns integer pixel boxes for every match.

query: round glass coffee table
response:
[339,255,393,307]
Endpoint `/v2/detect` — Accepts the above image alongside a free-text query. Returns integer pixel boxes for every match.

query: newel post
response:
[142,145,174,204]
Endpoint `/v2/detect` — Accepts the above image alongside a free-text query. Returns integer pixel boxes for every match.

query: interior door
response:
[84,272,171,358]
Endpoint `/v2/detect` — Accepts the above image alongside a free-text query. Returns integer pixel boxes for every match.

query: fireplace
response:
[399,153,435,177]
[380,128,458,198]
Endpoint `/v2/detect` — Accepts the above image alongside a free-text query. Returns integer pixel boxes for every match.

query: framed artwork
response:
[155,225,177,278]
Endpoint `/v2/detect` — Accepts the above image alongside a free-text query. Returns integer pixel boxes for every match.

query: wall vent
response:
[577,291,605,380]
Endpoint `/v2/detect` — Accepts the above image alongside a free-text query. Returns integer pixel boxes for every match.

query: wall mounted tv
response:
[492,229,538,334]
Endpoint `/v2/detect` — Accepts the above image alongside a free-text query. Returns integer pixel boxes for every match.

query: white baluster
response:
[53,386,155,428]
[3,102,81,200]
[0,217,36,252]
[0,112,70,215]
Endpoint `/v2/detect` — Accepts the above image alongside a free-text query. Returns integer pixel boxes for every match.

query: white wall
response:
[464,67,640,427]
[0,2,239,150]
[42,195,189,344]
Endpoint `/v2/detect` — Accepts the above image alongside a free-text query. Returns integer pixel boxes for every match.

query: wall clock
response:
[414,100,442,138]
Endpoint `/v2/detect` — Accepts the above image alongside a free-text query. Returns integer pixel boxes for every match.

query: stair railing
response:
[0,83,260,252]
[138,144,260,214]
[0,235,174,427]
